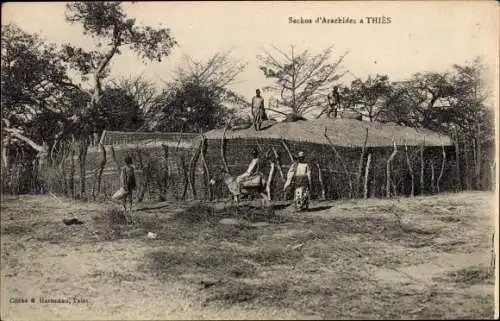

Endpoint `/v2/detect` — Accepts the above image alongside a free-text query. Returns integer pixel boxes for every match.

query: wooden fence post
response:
[78,138,89,198]
[453,129,461,190]
[220,123,230,174]
[188,140,203,200]
[316,163,326,200]
[437,142,446,193]
[420,142,425,196]
[110,145,120,174]
[161,144,170,199]
[464,139,471,190]
[95,143,107,198]
[356,128,369,197]
[405,142,415,197]
[430,160,436,194]
[70,147,76,199]
[136,147,149,202]
[199,134,212,201]
[266,162,276,201]
[271,147,285,182]
[475,123,482,190]
[281,139,295,163]
[364,153,372,199]
[324,128,353,199]
[386,139,398,198]
[179,154,189,201]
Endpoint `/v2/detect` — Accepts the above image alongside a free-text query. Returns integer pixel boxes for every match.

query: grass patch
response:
[144,246,256,280]
[436,266,495,287]
[205,279,290,306]
[438,215,461,223]
[1,224,32,235]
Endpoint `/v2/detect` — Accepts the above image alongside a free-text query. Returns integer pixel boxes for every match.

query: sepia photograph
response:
[1,1,498,320]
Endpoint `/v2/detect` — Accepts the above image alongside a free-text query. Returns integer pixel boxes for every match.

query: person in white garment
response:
[236,147,261,185]
[284,151,312,196]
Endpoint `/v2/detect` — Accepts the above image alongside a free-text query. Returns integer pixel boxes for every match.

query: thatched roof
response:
[98,130,198,149]
[204,118,453,147]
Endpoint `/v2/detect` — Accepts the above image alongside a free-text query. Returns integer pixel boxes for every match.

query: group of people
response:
[252,85,342,127]
[114,147,312,218]
[234,147,312,199]
[112,87,319,218]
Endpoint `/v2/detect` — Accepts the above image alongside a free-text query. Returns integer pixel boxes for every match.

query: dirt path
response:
[1,192,497,320]
[1,237,314,320]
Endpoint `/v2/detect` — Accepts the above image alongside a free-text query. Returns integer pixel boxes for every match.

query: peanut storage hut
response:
[71,118,468,202]
[202,118,455,201]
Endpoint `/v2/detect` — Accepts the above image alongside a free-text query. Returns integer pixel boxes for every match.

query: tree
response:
[447,58,494,190]
[2,2,177,169]
[1,24,87,168]
[342,74,393,122]
[142,52,246,132]
[96,87,144,132]
[448,58,493,138]
[62,1,177,128]
[258,45,347,117]
[110,75,159,114]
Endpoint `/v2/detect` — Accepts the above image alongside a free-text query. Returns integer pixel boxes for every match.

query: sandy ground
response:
[1,191,497,320]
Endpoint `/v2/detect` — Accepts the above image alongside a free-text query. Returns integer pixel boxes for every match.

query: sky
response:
[2,1,499,110]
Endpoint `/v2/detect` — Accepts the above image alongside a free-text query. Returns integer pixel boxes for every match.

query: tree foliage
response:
[142,52,246,132]
[1,24,86,123]
[95,87,144,132]
[258,45,347,116]
[1,2,177,171]
[111,75,159,113]
[341,74,393,122]
[63,1,177,117]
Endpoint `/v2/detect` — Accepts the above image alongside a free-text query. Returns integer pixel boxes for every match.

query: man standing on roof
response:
[252,89,268,131]
[327,86,341,118]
